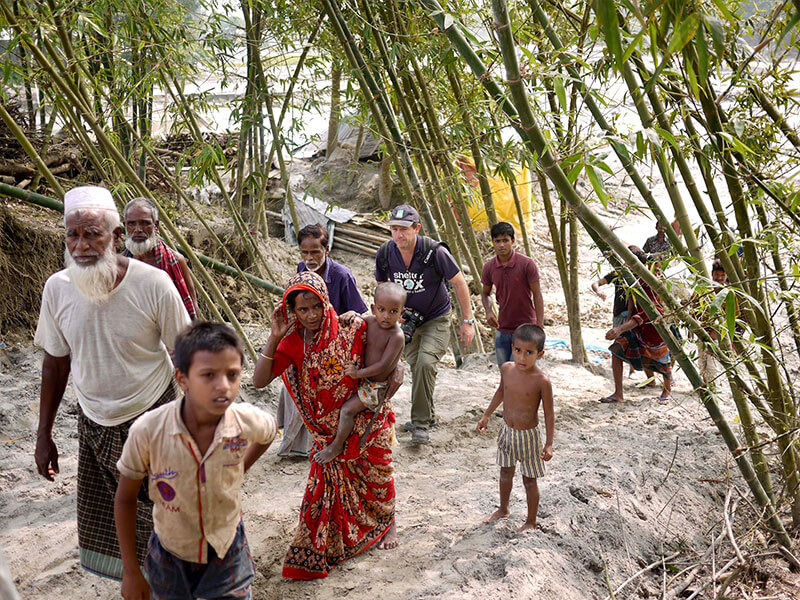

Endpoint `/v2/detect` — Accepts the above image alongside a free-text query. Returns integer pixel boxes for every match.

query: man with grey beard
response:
[122,197,197,319]
[33,186,191,581]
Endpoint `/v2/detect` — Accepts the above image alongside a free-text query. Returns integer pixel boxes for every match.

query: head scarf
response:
[281,270,339,355]
[279,271,365,437]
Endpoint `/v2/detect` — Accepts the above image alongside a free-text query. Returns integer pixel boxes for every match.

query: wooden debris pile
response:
[264,209,391,256]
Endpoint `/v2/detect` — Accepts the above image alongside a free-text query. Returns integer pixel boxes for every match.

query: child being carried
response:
[314,282,407,464]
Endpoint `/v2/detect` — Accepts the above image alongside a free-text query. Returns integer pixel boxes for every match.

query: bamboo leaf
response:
[718,131,755,155]
[655,126,679,150]
[636,131,646,158]
[621,28,645,64]
[778,11,800,45]
[706,17,724,58]
[594,158,615,176]
[585,163,609,208]
[710,0,737,22]
[648,21,659,62]
[725,291,737,339]
[685,56,700,98]
[789,190,800,212]
[709,288,728,316]
[695,22,709,81]
[554,76,567,111]
[597,0,624,70]
[666,13,700,56]
[567,162,583,183]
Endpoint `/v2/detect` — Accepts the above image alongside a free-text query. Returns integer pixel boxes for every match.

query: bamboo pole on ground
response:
[0,183,285,298]
[0,103,65,197]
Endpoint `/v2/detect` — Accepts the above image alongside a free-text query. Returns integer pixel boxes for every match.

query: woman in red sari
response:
[253,271,397,579]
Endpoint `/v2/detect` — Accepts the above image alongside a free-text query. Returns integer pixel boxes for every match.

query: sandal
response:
[658,395,672,405]
[599,396,621,404]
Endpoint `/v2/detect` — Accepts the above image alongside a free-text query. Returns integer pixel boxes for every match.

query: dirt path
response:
[1,322,742,599]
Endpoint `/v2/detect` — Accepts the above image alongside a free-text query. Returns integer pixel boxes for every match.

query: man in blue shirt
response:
[375,205,475,444]
[297,224,367,315]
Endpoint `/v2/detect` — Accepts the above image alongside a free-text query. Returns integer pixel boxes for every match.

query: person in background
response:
[643,217,681,263]
[591,247,639,378]
[274,223,368,458]
[481,222,543,369]
[602,247,673,405]
[122,197,197,320]
[375,204,475,445]
[297,223,367,315]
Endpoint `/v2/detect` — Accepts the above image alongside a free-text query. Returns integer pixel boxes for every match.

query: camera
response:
[400,309,425,344]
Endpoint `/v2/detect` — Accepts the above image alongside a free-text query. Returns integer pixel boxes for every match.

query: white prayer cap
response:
[64,186,118,216]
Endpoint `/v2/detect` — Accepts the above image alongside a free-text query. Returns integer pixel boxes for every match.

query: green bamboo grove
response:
[2,0,800,547]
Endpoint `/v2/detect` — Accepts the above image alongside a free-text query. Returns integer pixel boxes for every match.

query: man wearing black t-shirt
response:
[375,204,475,445]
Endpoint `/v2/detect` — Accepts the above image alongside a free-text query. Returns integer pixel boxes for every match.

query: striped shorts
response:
[496,421,546,478]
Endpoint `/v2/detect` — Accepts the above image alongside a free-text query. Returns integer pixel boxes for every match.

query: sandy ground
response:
[2,191,800,598]
[1,319,767,599]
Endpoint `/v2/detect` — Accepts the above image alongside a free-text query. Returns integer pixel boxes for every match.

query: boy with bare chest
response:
[314,282,406,464]
[477,324,554,531]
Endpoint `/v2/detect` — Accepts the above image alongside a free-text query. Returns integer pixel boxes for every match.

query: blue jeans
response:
[495,331,514,368]
[145,521,254,599]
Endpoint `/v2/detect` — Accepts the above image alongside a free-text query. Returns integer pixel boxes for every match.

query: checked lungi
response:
[77,379,177,579]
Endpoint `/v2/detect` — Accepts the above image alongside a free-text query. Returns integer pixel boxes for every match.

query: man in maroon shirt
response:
[481,222,544,368]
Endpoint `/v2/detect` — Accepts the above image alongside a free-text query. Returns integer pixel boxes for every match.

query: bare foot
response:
[483,509,510,523]
[314,443,343,464]
[377,522,398,549]
[517,521,537,532]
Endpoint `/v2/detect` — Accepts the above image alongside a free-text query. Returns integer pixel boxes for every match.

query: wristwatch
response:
[462,318,475,325]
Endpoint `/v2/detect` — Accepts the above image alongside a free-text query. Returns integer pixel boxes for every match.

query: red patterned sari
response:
[271,271,396,579]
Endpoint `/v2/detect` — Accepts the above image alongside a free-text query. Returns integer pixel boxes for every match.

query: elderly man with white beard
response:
[122,196,198,319]
[33,186,191,580]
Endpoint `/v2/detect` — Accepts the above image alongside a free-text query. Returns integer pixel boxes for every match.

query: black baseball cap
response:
[388,204,420,227]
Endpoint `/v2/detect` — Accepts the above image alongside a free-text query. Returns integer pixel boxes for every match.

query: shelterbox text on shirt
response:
[374,235,460,320]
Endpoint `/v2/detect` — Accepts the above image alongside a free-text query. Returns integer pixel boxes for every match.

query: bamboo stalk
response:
[160,72,278,287]
[447,65,498,228]
[255,14,324,209]
[524,0,688,259]
[321,0,440,238]
[0,103,65,197]
[425,0,791,546]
